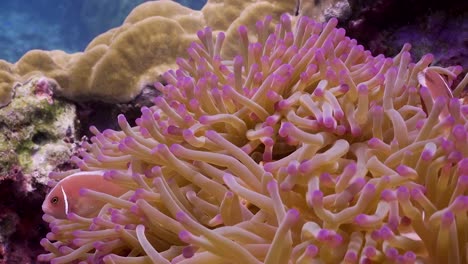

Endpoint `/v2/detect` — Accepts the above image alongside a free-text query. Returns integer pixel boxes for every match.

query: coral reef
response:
[0,77,78,263]
[0,77,76,183]
[0,60,15,108]
[39,13,468,264]
[0,0,299,108]
[345,0,468,72]
[0,167,49,264]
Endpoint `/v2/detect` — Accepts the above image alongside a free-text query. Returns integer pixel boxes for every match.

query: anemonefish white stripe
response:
[61,186,69,215]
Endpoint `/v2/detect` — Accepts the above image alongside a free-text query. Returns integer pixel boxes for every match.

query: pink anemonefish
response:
[418,68,454,100]
[42,170,127,219]
[417,68,454,118]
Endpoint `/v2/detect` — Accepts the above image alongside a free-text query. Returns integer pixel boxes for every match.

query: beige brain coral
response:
[1,0,318,105]
[13,1,200,102]
[0,60,17,107]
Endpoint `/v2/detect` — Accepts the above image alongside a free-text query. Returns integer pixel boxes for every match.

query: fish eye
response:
[51,196,59,204]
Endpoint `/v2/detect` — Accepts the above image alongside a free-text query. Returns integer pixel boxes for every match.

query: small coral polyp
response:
[40,14,468,263]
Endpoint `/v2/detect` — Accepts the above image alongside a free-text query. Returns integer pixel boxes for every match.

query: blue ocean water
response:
[0,0,207,62]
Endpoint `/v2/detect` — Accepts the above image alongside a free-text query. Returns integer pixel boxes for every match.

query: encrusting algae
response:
[38,11,468,264]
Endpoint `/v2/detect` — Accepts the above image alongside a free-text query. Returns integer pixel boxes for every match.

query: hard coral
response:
[0,60,16,108]
[0,0,301,107]
[40,14,468,263]
[14,1,199,103]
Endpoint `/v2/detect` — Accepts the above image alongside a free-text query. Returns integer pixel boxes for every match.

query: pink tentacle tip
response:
[157,144,170,154]
[304,244,318,257]
[330,233,343,247]
[363,183,377,196]
[178,230,192,243]
[357,84,368,95]
[354,214,370,226]
[93,241,107,251]
[323,116,336,129]
[196,29,205,41]
[263,137,274,147]
[320,172,333,185]
[441,211,455,227]
[287,161,300,175]
[124,136,137,147]
[263,162,274,172]
[458,175,468,188]
[169,144,183,155]
[199,115,209,125]
[452,124,466,140]
[222,84,233,96]
[266,180,278,193]
[363,246,377,258]
[267,90,281,102]
[403,251,416,262]
[313,86,324,97]
[150,166,162,175]
[103,170,115,180]
[167,125,182,136]
[396,186,410,200]
[255,20,264,31]
[422,53,434,63]
[396,165,417,178]
[204,130,218,139]
[117,114,127,125]
[50,225,62,234]
[46,232,56,241]
[238,25,248,37]
[379,225,394,240]
[79,188,90,196]
[345,251,358,262]
[459,158,468,175]
[343,161,357,173]
[452,196,468,211]
[334,109,344,120]
[317,229,331,242]
[234,55,244,67]
[350,126,362,137]
[384,247,399,261]
[183,127,197,137]
[334,125,347,136]
[278,122,292,137]
[37,254,52,263]
[182,245,196,258]
[128,205,141,215]
[410,187,425,200]
[449,151,463,163]
[224,191,234,199]
[66,212,80,221]
[280,13,291,25]
[222,173,235,185]
[176,211,188,223]
[311,190,324,203]
[46,179,57,188]
[421,149,435,161]
[369,229,382,241]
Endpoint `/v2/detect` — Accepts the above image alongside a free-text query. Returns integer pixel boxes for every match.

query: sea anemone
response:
[39,14,468,263]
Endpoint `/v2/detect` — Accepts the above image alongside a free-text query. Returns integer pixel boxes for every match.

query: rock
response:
[0,76,77,262]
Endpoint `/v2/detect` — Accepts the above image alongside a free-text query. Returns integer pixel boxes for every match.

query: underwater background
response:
[0,0,466,263]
